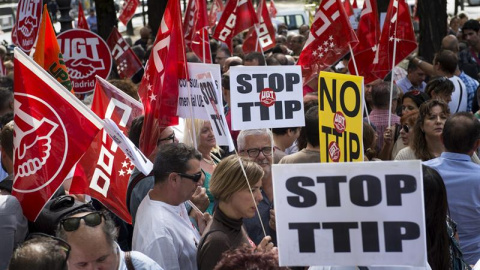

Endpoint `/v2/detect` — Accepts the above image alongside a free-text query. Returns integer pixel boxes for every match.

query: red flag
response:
[107,27,143,79]
[352,0,358,9]
[243,0,276,53]
[12,48,103,221]
[118,0,139,26]
[187,0,212,63]
[71,77,143,224]
[33,5,73,92]
[343,0,354,17]
[77,3,89,30]
[269,0,277,18]
[208,0,224,28]
[183,0,195,48]
[297,0,358,84]
[138,0,188,157]
[372,0,417,80]
[13,0,42,53]
[213,0,258,50]
[348,0,381,84]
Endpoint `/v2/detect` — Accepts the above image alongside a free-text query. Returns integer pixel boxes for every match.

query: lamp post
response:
[56,0,73,32]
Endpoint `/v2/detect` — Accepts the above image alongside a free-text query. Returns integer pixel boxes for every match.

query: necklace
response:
[203,157,215,165]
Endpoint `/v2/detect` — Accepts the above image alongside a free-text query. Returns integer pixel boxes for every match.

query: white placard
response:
[196,72,235,151]
[177,63,222,120]
[103,118,153,175]
[229,66,305,130]
[272,161,426,267]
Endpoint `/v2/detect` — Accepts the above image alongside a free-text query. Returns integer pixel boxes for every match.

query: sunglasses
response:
[402,124,410,133]
[26,233,71,261]
[169,172,203,182]
[60,212,104,232]
[157,131,176,145]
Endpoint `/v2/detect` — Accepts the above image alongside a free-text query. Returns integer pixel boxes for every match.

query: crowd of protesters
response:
[1,5,480,270]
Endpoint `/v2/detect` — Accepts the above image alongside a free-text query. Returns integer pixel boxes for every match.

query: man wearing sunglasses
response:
[133,143,210,270]
[56,210,162,270]
[238,129,277,247]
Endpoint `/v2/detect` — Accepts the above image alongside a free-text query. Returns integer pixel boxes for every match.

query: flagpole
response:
[388,31,398,129]
[202,29,206,64]
[348,44,370,125]
[253,24,267,66]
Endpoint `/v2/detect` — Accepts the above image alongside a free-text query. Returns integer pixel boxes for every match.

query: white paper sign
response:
[177,63,222,120]
[103,118,153,175]
[272,161,426,267]
[229,66,304,130]
[196,72,235,151]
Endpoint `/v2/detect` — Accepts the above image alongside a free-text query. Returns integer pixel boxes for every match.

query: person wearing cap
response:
[56,209,162,270]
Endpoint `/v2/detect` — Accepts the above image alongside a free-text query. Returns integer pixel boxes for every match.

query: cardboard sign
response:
[197,72,235,151]
[57,29,112,94]
[14,0,42,53]
[177,63,222,120]
[272,161,426,267]
[230,66,304,130]
[318,72,364,162]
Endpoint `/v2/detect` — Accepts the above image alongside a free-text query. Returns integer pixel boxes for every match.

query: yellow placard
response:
[318,72,364,162]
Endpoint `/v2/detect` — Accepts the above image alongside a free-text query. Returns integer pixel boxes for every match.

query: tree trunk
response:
[94,0,117,41]
[377,0,390,15]
[417,0,447,64]
[148,0,167,37]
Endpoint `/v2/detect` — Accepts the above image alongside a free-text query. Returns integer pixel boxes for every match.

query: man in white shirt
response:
[133,143,209,270]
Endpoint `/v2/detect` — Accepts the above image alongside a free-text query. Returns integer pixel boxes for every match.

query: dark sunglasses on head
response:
[171,172,203,182]
[26,233,71,261]
[402,124,410,133]
[60,212,104,232]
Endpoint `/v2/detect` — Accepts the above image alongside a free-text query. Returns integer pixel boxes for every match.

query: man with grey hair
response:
[57,210,162,270]
[238,129,277,246]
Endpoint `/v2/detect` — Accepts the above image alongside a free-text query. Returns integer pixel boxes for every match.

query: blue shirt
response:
[396,77,426,93]
[458,71,479,112]
[243,189,277,246]
[424,152,480,265]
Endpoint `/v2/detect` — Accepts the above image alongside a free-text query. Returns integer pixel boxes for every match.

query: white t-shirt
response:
[132,193,200,270]
[449,76,468,113]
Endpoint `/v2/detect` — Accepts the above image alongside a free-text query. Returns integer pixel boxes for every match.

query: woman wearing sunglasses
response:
[197,155,275,270]
[184,119,222,215]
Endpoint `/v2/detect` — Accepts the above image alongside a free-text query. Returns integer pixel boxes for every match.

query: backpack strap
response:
[125,251,135,270]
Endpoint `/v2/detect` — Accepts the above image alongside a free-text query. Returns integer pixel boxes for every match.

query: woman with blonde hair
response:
[197,155,275,270]
[183,119,221,214]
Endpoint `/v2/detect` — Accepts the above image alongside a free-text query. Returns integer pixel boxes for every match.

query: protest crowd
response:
[2,0,480,269]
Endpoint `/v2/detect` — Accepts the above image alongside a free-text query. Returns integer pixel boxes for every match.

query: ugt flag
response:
[13,48,103,221]
[107,27,143,79]
[242,0,276,53]
[71,76,143,224]
[77,3,90,30]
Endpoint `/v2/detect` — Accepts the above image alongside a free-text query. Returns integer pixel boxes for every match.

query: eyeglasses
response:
[240,147,273,158]
[402,124,410,133]
[60,212,104,232]
[168,171,203,182]
[157,131,175,145]
[26,233,71,261]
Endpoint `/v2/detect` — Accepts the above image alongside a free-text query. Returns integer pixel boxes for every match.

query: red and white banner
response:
[372,0,417,80]
[243,0,276,53]
[297,0,358,84]
[57,29,112,94]
[190,0,212,63]
[183,0,196,48]
[13,0,43,53]
[71,76,143,224]
[208,0,224,28]
[107,27,143,79]
[269,0,277,18]
[77,3,89,30]
[138,0,188,157]
[118,0,139,26]
[213,0,258,50]
[12,48,103,221]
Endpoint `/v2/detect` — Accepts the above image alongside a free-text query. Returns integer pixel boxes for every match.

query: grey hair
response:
[56,210,118,249]
[237,129,273,151]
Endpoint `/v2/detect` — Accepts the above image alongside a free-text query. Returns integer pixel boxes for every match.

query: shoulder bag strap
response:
[125,251,135,270]
[126,172,152,214]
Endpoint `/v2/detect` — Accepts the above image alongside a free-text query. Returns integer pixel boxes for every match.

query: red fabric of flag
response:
[372,0,417,80]
[242,0,276,53]
[208,0,224,28]
[352,0,358,9]
[343,0,354,17]
[183,0,195,48]
[13,48,103,221]
[118,0,139,26]
[213,0,258,50]
[269,0,277,18]
[297,0,358,84]
[71,77,143,224]
[190,0,212,63]
[107,27,143,79]
[138,0,188,157]
[77,3,89,30]
[348,0,381,84]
